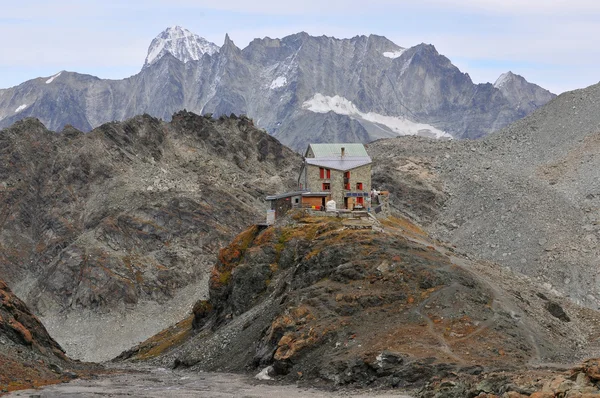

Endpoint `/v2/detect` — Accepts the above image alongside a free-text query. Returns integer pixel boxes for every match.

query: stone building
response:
[298,143,372,210]
[265,144,373,221]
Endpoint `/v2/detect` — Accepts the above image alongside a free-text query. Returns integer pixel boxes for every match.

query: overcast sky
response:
[1,0,598,94]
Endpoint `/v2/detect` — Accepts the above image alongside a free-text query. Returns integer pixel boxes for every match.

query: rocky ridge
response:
[0,112,300,362]
[0,28,554,151]
[116,212,600,396]
[368,80,600,309]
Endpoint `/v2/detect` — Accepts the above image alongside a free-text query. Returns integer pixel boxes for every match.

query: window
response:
[322,182,330,191]
[319,168,324,179]
[326,169,331,179]
[356,182,363,190]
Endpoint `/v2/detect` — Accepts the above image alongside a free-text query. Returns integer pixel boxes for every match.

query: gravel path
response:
[6,368,413,398]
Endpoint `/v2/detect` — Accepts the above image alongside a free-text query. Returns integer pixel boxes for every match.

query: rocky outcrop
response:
[118,213,600,395]
[0,112,300,361]
[0,28,554,151]
[0,277,86,393]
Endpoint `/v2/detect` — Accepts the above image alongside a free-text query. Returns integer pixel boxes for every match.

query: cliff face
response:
[119,213,600,395]
[0,112,300,361]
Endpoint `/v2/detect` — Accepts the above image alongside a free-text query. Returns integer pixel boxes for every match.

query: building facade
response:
[298,143,372,210]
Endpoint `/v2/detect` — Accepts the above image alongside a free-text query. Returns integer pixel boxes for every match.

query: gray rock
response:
[0,28,554,152]
[369,80,600,306]
[255,366,275,380]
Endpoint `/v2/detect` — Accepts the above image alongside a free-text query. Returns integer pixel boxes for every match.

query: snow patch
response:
[145,26,220,67]
[46,71,62,84]
[383,49,406,59]
[494,72,513,88]
[269,76,287,89]
[15,104,28,113]
[303,93,451,139]
[255,366,275,380]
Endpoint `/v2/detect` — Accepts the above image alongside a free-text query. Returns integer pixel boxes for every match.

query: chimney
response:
[341,147,345,157]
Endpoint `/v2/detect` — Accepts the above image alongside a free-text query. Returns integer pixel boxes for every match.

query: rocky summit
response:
[116,212,600,396]
[0,28,554,151]
[0,111,299,362]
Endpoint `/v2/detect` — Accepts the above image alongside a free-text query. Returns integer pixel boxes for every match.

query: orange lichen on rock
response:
[120,315,194,361]
[8,319,33,345]
[0,353,66,393]
[381,215,427,240]
[275,327,320,361]
[211,225,259,289]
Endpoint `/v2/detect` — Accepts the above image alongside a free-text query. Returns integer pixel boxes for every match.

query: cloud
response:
[147,0,600,16]
[416,0,600,15]
[0,0,598,93]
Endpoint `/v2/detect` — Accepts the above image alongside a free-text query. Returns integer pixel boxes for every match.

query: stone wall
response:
[298,165,307,189]
[306,163,371,209]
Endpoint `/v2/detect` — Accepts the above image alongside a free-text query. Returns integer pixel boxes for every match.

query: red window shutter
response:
[320,168,324,179]
[326,169,331,179]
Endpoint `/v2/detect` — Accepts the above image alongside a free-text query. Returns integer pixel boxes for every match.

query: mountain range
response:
[0,26,554,151]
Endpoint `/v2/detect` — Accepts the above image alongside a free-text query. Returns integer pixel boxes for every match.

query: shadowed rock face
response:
[0,112,300,361]
[0,30,554,151]
[0,277,81,393]
[119,214,600,395]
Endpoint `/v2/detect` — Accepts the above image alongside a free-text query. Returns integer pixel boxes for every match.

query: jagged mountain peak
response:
[220,33,241,56]
[0,29,555,148]
[143,25,219,68]
[223,33,235,46]
[494,71,520,88]
[493,71,555,112]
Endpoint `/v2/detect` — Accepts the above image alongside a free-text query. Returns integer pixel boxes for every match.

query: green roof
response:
[306,143,368,158]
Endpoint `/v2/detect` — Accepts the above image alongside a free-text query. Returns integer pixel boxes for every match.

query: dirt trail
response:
[391,223,555,368]
[413,282,467,364]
